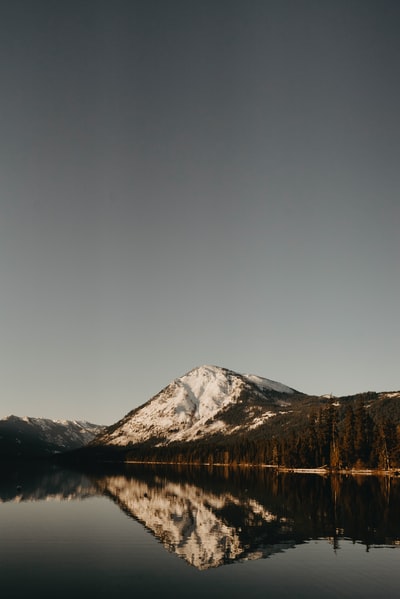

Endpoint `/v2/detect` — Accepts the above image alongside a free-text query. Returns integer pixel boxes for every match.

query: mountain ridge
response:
[0,415,104,459]
[3,365,399,468]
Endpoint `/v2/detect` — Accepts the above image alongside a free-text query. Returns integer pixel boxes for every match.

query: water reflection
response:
[0,462,97,502]
[96,470,297,569]
[1,463,400,570]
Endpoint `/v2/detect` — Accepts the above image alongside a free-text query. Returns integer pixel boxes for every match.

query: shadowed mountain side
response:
[0,416,104,459]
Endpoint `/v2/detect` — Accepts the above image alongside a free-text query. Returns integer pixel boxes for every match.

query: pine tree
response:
[341,406,355,467]
[353,399,373,467]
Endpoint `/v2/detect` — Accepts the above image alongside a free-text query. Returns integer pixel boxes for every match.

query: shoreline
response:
[123,460,400,476]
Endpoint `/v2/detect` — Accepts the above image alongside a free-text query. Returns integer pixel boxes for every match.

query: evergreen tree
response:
[341,406,355,467]
[371,421,390,470]
[353,399,373,467]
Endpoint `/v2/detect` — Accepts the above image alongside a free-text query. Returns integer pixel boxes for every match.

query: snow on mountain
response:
[243,373,294,394]
[93,365,298,448]
[379,391,400,400]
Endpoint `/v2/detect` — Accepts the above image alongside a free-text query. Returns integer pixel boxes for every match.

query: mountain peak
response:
[180,364,236,382]
[178,365,296,395]
[93,365,297,448]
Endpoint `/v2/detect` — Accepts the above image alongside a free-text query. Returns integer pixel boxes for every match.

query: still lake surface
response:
[1,462,399,599]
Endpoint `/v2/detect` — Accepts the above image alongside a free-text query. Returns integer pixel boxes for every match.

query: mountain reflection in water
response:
[1,463,400,570]
[96,471,296,569]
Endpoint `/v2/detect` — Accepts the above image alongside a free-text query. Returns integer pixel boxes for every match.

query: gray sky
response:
[1,0,399,424]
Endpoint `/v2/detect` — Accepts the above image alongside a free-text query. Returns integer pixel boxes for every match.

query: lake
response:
[1,462,399,598]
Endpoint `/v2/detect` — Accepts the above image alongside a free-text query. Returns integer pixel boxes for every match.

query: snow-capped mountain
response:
[92,365,299,448]
[0,415,104,459]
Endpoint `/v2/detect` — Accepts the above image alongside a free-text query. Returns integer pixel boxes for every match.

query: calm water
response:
[1,463,399,598]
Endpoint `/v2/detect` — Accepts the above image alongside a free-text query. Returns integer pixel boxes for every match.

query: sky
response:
[1,0,399,424]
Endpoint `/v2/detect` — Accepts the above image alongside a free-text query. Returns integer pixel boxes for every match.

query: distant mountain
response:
[87,365,400,468]
[0,415,104,459]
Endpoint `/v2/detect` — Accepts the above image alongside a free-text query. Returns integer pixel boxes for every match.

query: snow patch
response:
[248,412,276,430]
[380,392,400,399]
[243,374,295,394]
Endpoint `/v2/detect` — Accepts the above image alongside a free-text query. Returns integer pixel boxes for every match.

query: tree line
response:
[124,399,400,470]
[265,399,400,470]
